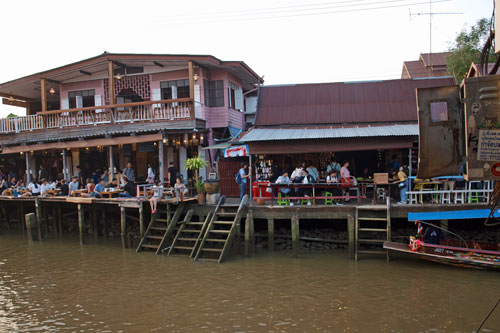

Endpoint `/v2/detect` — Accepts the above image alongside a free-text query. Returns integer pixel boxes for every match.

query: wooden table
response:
[47,189,61,196]
[415,181,442,204]
[101,189,122,198]
[72,189,88,197]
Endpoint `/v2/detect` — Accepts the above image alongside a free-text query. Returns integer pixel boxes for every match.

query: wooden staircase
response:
[168,196,226,257]
[354,197,391,261]
[194,195,249,263]
[136,203,190,254]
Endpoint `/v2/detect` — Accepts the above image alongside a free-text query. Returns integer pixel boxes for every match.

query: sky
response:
[0,0,494,117]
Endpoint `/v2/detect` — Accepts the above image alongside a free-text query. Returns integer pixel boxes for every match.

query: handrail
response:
[37,98,193,115]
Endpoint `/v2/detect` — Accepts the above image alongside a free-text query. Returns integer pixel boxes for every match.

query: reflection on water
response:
[0,234,499,332]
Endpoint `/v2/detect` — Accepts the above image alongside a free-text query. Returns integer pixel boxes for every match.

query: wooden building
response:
[0,53,262,183]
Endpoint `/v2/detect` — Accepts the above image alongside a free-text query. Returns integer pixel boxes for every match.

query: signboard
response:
[477,130,500,161]
[139,142,155,153]
[223,145,249,158]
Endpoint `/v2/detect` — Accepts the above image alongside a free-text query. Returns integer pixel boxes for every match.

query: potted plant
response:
[185,157,208,205]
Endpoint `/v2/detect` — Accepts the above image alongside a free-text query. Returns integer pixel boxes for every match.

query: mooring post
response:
[18,203,25,234]
[244,211,251,256]
[92,206,98,239]
[347,214,355,258]
[268,218,275,251]
[139,201,144,239]
[78,203,85,245]
[25,212,37,242]
[34,198,42,241]
[249,209,255,254]
[57,204,62,237]
[291,211,299,258]
[120,207,127,248]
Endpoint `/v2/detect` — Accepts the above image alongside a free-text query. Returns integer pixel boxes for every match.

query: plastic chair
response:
[325,192,334,205]
[469,192,479,204]
[277,192,290,206]
[300,198,309,205]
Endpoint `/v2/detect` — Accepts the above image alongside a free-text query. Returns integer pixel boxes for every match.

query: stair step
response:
[196,258,219,262]
[205,238,226,243]
[183,222,204,225]
[217,212,237,217]
[146,235,163,240]
[209,230,230,234]
[177,237,197,242]
[201,247,223,252]
[141,244,159,249]
[155,218,168,223]
[358,217,388,221]
[213,221,234,225]
[358,228,388,232]
[357,239,385,243]
[182,229,202,233]
[172,246,194,251]
[357,250,387,254]
[357,205,387,211]
[151,226,167,231]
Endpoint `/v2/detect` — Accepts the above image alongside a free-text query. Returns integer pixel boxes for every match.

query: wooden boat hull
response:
[383,241,500,270]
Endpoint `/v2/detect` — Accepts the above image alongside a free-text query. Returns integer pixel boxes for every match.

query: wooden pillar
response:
[244,210,253,256]
[40,78,47,112]
[109,146,115,182]
[347,214,355,258]
[108,60,115,105]
[267,218,274,251]
[57,204,62,237]
[188,60,195,119]
[291,212,299,258]
[92,206,98,239]
[35,198,42,241]
[139,201,144,239]
[159,139,164,184]
[25,153,31,184]
[102,209,107,239]
[78,203,84,245]
[62,149,68,181]
[18,203,25,234]
[120,207,126,248]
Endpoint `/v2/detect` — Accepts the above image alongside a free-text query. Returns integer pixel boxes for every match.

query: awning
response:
[240,124,419,142]
[202,142,232,150]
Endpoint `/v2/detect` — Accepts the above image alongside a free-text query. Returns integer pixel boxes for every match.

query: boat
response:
[384,241,500,270]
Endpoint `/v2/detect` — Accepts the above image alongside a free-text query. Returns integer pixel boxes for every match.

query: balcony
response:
[0,98,194,134]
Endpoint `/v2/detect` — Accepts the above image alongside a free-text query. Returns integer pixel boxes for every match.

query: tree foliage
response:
[447,18,491,81]
[6,113,18,118]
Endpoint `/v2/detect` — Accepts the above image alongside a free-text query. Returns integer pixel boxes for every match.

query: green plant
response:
[185,157,208,193]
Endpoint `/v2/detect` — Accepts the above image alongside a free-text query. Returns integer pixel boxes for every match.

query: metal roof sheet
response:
[240,124,418,142]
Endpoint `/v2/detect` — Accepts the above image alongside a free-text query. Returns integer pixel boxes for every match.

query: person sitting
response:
[302,169,314,206]
[326,158,341,175]
[91,179,105,198]
[40,179,50,196]
[340,161,352,202]
[86,178,95,193]
[58,179,69,196]
[119,176,136,198]
[275,171,292,201]
[326,171,339,183]
[306,162,319,183]
[48,179,57,190]
[149,179,163,214]
[0,179,8,193]
[106,178,119,189]
[361,168,371,180]
[290,163,304,182]
[69,176,79,196]
[423,224,444,245]
[27,179,41,196]
[174,177,188,197]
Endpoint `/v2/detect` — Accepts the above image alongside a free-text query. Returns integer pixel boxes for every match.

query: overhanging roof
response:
[240,124,419,142]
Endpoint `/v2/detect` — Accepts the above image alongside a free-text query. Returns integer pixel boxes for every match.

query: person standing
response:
[238,163,250,201]
[76,165,85,189]
[396,166,408,205]
[167,161,179,187]
[147,164,155,184]
[122,162,135,183]
[120,176,136,198]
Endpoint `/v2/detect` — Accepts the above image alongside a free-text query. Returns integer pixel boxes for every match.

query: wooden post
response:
[25,213,37,242]
[92,206,98,239]
[102,209,107,239]
[62,149,68,181]
[25,153,31,184]
[159,139,164,184]
[109,145,114,183]
[78,203,84,245]
[35,198,42,241]
[57,204,62,237]
[347,214,355,258]
[108,60,115,105]
[244,211,252,256]
[268,218,274,251]
[188,60,195,119]
[120,207,126,248]
[139,201,144,239]
[40,78,47,113]
[291,212,299,258]
[18,203,25,234]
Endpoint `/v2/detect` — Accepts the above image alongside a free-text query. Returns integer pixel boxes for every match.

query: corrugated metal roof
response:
[240,124,418,142]
[255,77,455,126]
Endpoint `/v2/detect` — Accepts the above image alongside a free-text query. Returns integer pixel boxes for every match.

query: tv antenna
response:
[409,0,462,76]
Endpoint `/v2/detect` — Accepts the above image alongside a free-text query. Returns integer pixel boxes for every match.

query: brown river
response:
[1,234,499,332]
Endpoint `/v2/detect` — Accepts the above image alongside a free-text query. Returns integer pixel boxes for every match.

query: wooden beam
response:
[80,70,92,76]
[40,78,47,112]
[153,61,164,68]
[108,60,115,105]
[0,92,31,101]
[2,98,28,108]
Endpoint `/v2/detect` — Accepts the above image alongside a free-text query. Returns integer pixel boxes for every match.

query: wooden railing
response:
[0,98,193,134]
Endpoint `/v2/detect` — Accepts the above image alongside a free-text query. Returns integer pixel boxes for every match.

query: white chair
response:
[440,191,451,204]
[408,192,418,204]
[454,191,465,204]
[377,187,386,200]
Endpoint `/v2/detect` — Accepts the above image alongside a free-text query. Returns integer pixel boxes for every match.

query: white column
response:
[179,146,187,181]
[109,146,115,182]
[409,148,412,177]
[25,153,31,184]
[62,149,68,181]
[159,140,164,184]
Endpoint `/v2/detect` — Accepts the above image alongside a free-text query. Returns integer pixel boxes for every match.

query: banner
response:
[223,145,249,158]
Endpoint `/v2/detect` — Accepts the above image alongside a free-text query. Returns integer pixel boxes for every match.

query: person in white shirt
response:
[48,179,57,190]
[27,180,41,196]
[290,163,303,181]
[147,164,155,184]
[40,179,50,196]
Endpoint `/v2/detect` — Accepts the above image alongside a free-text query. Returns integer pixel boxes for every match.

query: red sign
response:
[491,163,500,176]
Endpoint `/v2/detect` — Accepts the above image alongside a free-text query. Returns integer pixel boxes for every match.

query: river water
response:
[0,234,499,332]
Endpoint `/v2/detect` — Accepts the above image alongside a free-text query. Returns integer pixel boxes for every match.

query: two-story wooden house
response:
[0,52,262,183]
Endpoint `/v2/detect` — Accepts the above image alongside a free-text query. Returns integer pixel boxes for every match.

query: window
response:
[160,79,189,100]
[204,80,224,107]
[430,101,448,122]
[113,66,144,76]
[68,89,95,108]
